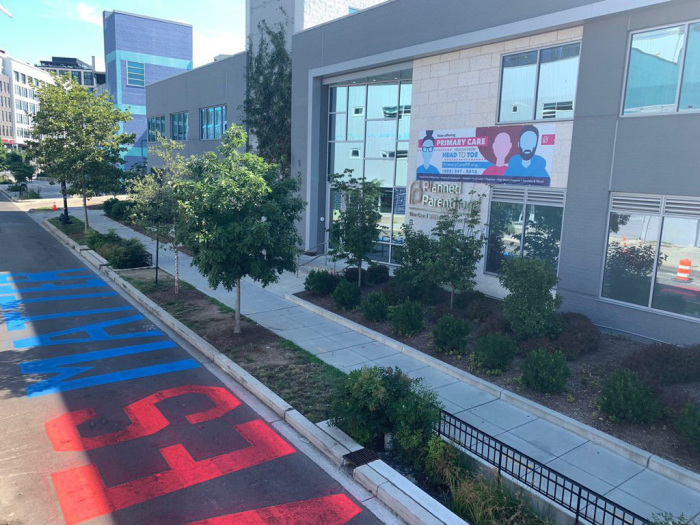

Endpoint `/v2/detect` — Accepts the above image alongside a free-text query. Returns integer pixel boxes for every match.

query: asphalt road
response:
[0,194,386,525]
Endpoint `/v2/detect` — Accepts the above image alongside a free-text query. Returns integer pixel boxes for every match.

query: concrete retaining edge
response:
[285,293,700,493]
[37,216,465,525]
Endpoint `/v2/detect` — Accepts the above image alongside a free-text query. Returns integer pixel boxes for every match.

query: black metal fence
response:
[435,410,650,525]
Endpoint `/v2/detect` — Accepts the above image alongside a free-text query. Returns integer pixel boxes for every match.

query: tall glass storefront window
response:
[485,188,565,274]
[602,196,700,319]
[327,70,412,264]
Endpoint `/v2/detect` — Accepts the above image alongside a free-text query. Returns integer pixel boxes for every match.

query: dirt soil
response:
[297,283,700,474]
[119,269,344,423]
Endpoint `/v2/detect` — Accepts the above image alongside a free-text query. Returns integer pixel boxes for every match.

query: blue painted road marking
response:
[0,269,90,284]
[19,340,201,397]
[0,292,118,310]
[0,279,107,295]
[4,306,134,332]
[13,315,162,349]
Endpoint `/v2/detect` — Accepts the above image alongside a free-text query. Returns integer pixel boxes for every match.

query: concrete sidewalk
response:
[34,206,700,523]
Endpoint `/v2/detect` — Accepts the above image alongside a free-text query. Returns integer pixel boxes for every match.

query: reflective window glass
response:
[651,217,700,318]
[398,83,412,140]
[330,86,347,112]
[364,159,395,188]
[679,22,700,111]
[522,204,564,269]
[330,113,346,141]
[328,142,364,178]
[624,26,685,114]
[499,51,538,122]
[602,213,660,306]
[486,201,526,273]
[367,83,398,119]
[365,120,397,158]
[536,43,580,120]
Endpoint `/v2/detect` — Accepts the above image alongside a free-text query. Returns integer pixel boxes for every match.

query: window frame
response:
[126,61,146,88]
[599,193,700,323]
[484,186,567,276]
[147,115,166,143]
[496,41,582,125]
[620,19,700,117]
[199,105,227,141]
[170,111,189,141]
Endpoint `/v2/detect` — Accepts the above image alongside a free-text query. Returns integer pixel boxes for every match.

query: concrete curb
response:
[286,293,700,493]
[37,216,465,525]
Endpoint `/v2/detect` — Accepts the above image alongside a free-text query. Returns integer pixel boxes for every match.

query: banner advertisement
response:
[416,124,556,187]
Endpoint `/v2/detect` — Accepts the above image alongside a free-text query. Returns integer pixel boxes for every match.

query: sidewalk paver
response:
[37,206,699,523]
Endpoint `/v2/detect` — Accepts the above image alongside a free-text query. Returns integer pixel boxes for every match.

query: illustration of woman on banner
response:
[417,130,440,175]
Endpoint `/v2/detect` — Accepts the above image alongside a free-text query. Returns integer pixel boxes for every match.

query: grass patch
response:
[48,216,91,245]
[123,269,343,423]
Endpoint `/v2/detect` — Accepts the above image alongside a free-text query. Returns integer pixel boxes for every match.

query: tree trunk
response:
[81,172,89,231]
[234,278,242,334]
[61,180,69,220]
[450,285,455,309]
[174,246,180,295]
[358,259,362,288]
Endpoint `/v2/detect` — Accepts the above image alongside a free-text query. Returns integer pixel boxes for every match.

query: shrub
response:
[332,279,361,310]
[517,337,558,357]
[473,333,516,374]
[675,402,700,451]
[521,349,570,394]
[362,291,389,322]
[390,300,424,336]
[330,366,440,462]
[499,258,562,340]
[623,343,700,386]
[600,369,664,423]
[86,229,121,250]
[6,183,21,192]
[366,264,389,284]
[105,238,149,269]
[344,267,367,286]
[383,280,409,306]
[102,197,120,217]
[556,312,600,360]
[464,297,492,322]
[474,311,509,339]
[393,222,439,302]
[433,314,470,355]
[304,269,338,295]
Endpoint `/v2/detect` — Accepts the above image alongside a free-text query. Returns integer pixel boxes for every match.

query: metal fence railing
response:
[435,410,650,525]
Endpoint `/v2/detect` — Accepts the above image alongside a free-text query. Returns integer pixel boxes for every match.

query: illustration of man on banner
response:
[504,125,550,179]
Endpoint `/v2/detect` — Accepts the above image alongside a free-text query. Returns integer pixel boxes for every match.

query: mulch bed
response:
[297,281,700,474]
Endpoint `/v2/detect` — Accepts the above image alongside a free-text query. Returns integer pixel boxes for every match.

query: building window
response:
[126,61,145,87]
[170,111,188,141]
[147,116,165,142]
[84,72,94,86]
[485,187,565,273]
[328,70,413,264]
[499,42,581,123]
[602,195,700,319]
[71,71,81,84]
[199,105,227,140]
[623,21,700,114]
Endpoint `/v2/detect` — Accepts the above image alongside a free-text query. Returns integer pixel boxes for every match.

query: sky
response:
[0,0,247,71]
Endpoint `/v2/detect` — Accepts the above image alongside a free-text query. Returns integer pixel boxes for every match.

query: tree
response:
[243,19,291,175]
[6,151,35,185]
[30,74,133,230]
[177,125,305,333]
[432,196,485,309]
[130,134,188,293]
[394,222,438,301]
[0,146,8,172]
[329,169,382,287]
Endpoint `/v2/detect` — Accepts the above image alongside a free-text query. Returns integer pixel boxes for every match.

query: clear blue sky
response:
[0,0,247,70]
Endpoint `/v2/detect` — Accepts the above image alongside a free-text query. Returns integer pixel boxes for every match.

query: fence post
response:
[497,442,503,475]
[574,485,582,525]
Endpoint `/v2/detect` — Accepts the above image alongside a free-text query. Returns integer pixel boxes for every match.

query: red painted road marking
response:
[46,385,241,451]
[51,419,296,525]
[187,494,362,524]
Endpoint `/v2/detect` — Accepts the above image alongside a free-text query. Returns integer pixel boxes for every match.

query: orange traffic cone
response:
[675,259,692,282]
[52,202,57,211]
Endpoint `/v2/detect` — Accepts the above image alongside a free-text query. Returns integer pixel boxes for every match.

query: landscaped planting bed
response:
[298,269,700,473]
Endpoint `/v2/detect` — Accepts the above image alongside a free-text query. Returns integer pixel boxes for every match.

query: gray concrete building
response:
[147,0,700,344]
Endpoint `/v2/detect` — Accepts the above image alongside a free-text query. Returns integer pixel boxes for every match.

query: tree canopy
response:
[177,125,305,333]
[30,74,133,229]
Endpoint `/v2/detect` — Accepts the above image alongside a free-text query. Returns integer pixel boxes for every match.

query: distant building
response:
[36,56,104,92]
[0,49,53,149]
[103,10,193,167]
[0,69,11,148]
